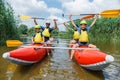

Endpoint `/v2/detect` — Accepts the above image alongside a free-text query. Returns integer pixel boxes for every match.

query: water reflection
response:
[6,63,17,80]
[0,39,120,80]
[72,60,104,80]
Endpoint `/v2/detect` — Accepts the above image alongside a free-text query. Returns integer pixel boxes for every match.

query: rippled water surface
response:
[0,39,120,80]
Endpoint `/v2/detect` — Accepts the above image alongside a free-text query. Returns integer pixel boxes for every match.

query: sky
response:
[6,0,120,31]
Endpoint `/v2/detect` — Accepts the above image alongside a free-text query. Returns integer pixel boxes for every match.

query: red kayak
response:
[2,44,47,65]
[73,46,114,70]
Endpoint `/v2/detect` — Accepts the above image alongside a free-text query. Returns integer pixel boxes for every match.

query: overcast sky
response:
[7,0,120,31]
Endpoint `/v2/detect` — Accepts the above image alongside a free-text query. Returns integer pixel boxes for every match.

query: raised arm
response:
[63,22,71,30]
[53,19,58,30]
[69,15,77,28]
[34,18,38,25]
[90,15,98,27]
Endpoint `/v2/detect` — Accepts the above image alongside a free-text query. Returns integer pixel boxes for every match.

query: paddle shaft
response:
[21,46,99,50]
[58,19,80,25]
[31,17,57,20]
[20,16,58,20]
[63,13,118,16]
[26,42,73,45]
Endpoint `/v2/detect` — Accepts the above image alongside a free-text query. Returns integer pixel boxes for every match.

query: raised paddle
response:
[57,19,80,25]
[62,9,120,18]
[20,16,58,20]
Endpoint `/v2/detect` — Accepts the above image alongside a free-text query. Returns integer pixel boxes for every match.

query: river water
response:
[0,39,120,80]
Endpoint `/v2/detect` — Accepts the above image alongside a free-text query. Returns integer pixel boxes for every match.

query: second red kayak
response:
[73,46,114,70]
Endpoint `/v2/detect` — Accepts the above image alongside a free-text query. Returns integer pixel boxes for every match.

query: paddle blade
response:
[101,9,120,18]
[80,14,95,20]
[6,40,23,47]
[20,16,31,20]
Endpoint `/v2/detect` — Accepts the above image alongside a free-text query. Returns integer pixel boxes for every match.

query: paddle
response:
[21,45,99,50]
[6,40,73,47]
[58,18,80,25]
[62,9,120,18]
[6,40,23,47]
[20,16,58,20]
[80,14,95,20]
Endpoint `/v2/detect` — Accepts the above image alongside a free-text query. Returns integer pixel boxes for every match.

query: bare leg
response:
[46,38,54,56]
[70,43,78,60]
[42,43,50,56]
[88,44,96,48]
[69,40,76,57]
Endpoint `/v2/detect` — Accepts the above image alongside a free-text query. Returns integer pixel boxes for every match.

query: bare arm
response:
[69,15,77,28]
[90,15,98,27]
[53,19,58,30]
[31,37,34,43]
[42,36,45,42]
[63,22,71,30]
[34,18,38,25]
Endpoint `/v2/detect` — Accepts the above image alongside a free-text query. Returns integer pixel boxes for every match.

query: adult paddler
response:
[69,14,98,60]
[63,22,80,42]
[63,22,80,55]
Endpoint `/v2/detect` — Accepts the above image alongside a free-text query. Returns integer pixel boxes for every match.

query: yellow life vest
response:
[79,30,89,42]
[73,31,80,39]
[34,33,43,43]
[42,28,50,37]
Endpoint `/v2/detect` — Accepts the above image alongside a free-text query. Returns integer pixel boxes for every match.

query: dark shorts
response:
[74,39,79,43]
[78,42,89,46]
[44,37,50,42]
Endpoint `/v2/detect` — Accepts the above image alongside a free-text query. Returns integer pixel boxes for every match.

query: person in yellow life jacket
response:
[32,25,44,43]
[63,22,80,55]
[63,22,79,42]
[69,14,98,60]
[34,18,57,42]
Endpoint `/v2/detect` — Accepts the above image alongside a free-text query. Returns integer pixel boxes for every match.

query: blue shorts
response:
[78,42,89,46]
[74,39,79,43]
[44,37,50,42]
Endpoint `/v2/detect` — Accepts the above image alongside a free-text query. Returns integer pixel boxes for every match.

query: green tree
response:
[27,27,35,36]
[18,24,28,35]
[0,0,19,46]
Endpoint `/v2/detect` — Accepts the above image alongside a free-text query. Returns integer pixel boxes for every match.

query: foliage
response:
[18,24,28,35]
[27,27,35,36]
[88,16,120,41]
[0,0,19,46]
